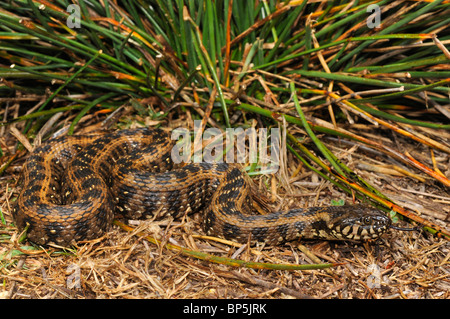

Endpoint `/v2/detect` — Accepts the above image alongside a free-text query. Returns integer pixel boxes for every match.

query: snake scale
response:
[12,127,391,246]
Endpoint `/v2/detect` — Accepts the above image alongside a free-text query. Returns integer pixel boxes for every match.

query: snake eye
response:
[363,216,372,225]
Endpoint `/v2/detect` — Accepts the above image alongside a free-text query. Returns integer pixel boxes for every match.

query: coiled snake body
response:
[12,128,390,246]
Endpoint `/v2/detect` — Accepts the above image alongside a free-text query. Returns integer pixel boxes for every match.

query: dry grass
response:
[1,115,449,299]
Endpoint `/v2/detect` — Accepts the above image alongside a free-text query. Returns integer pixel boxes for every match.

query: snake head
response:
[327,205,391,241]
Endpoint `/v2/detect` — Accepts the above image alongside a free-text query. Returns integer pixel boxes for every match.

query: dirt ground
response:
[1,119,449,299]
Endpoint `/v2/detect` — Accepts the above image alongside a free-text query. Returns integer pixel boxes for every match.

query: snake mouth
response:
[389,224,419,232]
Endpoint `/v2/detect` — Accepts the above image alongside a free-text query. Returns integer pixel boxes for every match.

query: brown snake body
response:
[12,128,391,246]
